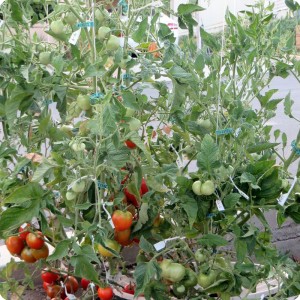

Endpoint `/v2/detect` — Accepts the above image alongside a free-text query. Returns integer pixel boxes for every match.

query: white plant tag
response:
[69,29,81,45]
[229,176,250,200]
[45,65,55,75]
[216,199,225,211]
[102,202,115,228]
[278,176,298,206]
[0,20,4,28]
[154,236,185,251]
[0,0,5,6]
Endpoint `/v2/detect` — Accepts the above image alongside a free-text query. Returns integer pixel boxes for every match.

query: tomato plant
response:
[0,0,300,299]
[42,271,60,284]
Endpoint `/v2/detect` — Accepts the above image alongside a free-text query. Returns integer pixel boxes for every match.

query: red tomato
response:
[122,283,135,295]
[18,223,31,241]
[5,236,24,255]
[133,238,140,244]
[81,278,90,290]
[97,286,114,300]
[41,270,60,284]
[124,188,139,207]
[26,231,44,249]
[46,284,61,298]
[114,229,132,246]
[125,140,136,149]
[65,276,79,293]
[140,178,149,195]
[32,244,49,260]
[112,210,133,231]
[20,247,37,263]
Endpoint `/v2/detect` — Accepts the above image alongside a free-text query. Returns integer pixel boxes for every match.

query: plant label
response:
[216,199,225,211]
[154,240,166,251]
[278,176,297,206]
[229,176,250,200]
[69,29,81,45]
[0,20,4,28]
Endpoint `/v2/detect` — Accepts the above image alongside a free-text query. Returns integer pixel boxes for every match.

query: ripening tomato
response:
[97,286,114,300]
[65,276,79,293]
[81,278,90,290]
[43,281,51,290]
[112,210,133,231]
[32,244,49,260]
[26,231,44,249]
[5,236,24,255]
[114,229,132,246]
[148,42,161,58]
[42,270,60,284]
[125,140,136,149]
[46,284,62,298]
[21,247,37,263]
[18,223,31,241]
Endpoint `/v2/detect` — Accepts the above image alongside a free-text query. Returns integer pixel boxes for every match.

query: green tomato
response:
[66,191,77,201]
[50,20,65,35]
[72,181,86,193]
[77,94,91,111]
[172,284,186,298]
[200,180,215,196]
[197,119,213,131]
[182,268,198,288]
[125,108,135,117]
[64,12,77,26]
[160,259,172,279]
[294,181,300,193]
[39,52,51,65]
[195,249,206,263]
[97,26,110,40]
[197,271,217,289]
[95,9,106,23]
[161,261,186,283]
[128,117,141,131]
[281,179,289,190]
[192,180,202,196]
[71,142,86,152]
[106,35,119,51]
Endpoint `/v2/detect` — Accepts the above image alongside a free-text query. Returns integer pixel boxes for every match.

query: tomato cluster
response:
[42,271,79,299]
[5,224,49,263]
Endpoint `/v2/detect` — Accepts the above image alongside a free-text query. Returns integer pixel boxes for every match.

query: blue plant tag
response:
[216,128,234,136]
[291,140,300,155]
[122,73,132,79]
[98,181,108,189]
[90,92,104,104]
[76,21,94,28]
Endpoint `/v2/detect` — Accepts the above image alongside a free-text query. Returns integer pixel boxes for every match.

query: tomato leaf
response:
[197,135,220,173]
[179,196,198,229]
[143,280,169,300]
[0,199,40,237]
[139,236,155,254]
[246,142,279,153]
[47,240,71,261]
[178,4,204,15]
[134,261,161,296]
[235,238,247,263]
[32,161,55,183]
[198,234,228,247]
[4,183,44,204]
[70,255,101,284]
[132,18,148,43]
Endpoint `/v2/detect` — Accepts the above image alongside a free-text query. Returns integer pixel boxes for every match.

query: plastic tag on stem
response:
[278,176,297,206]
[102,202,115,228]
[69,29,81,45]
[154,236,185,251]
